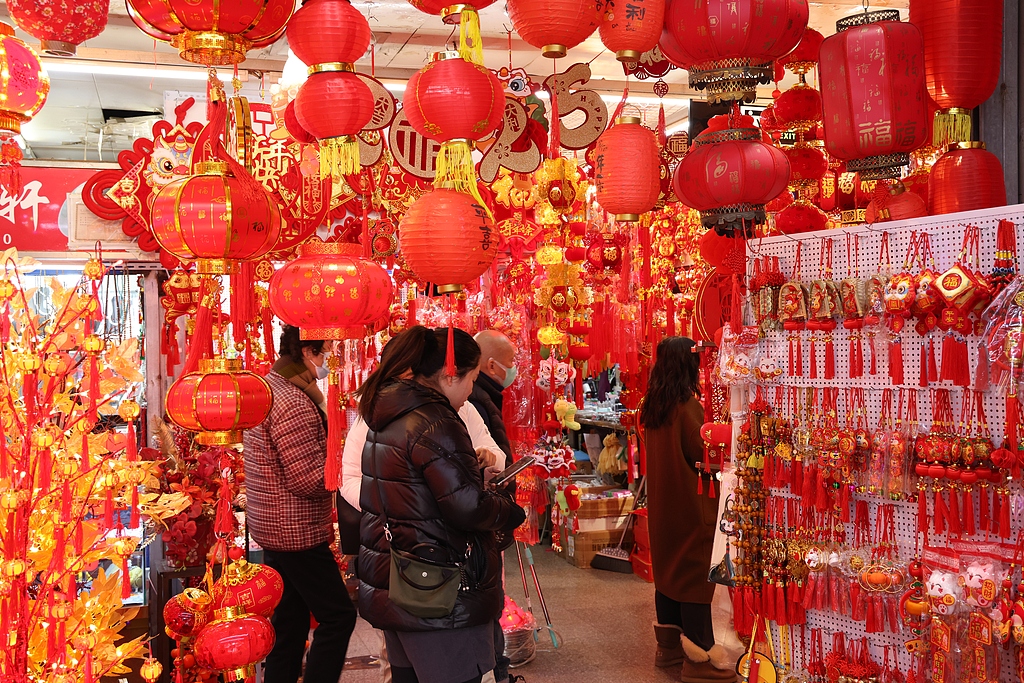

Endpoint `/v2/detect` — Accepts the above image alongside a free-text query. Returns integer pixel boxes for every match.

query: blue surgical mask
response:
[316,363,330,381]
[494,360,517,388]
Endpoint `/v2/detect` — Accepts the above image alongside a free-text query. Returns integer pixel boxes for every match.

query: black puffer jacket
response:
[357,379,524,632]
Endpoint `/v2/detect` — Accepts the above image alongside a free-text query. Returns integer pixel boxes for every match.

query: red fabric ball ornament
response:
[399,189,498,291]
[664,0,808,102]
[778,27,823,73]
[286,0,372,66]
[126,0,292,65]
[193,609,276,681]
[928,143,1006,216]
[785,144,827,186]
[7,0,107,56]
[819,11,928,179]
[284,101,316,144]
[403,53,504,142]
[699,231,741,268]
[865,182,927,223]
[773,83,822,132]
[759,104,783,137]
[594,116,661,222]
[673,124,791,235]
[165,358,273,446]
[599,0,665,62]
[775,200,827,234]
[269,240,394,339]
[766,190,795,214]
[212,561,284,618]
[507,0,600,58]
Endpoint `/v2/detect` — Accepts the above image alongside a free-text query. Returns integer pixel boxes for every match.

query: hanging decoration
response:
[599,0,665,62]
[165,358,274,446]
[507,0,601,58]
[929,142,1007,216]
[0,24,48,195]
[594,115,661,222]
[6,0,108,56]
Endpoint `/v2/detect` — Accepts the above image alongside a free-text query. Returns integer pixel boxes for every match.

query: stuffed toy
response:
[927,569,961,616]
[553,398,580,431]
[597,433,625,475]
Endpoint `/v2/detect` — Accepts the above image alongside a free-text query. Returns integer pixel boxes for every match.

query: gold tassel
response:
[434,139,493,220]
[458,6,484,66]
[319,135,360,179]
[933,108,972,148]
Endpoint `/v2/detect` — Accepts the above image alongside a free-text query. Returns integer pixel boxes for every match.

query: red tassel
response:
[947,485,961,536]
[408,291,418,326]
[839,484,850,523]
[962,488,975,536]
[666,294,675,338]
[87,354,100,423]
[444,296,456,377]
[978,485,989,532]
[955,337,971,387]
[934,488,948,535]
[61,481,72,524]
[889,340,904,386]
[975,341,990,391]
[809,337,818,379]
[38,447,51,493]
[104,488,114,529]
[869,336,877,375]
[803,574,816,609]
[229,261,256,347]
[121,556,131,600]
[1008,394,1021,454]
[762,579,775,620]
[815,475,829,512]
[696,473,703,496]
[991,490,1001,537]
[796,336,803,377]
[775,584,787,625]
[130,486,139,529]
[1000,490,1011,539]
[324,371,343,491]
[792,459,803,497]
[261,302,276,367]
[917,484,928,535]
[657,102,667,147]
[928,339,938,383]
[574,372,584,409]
[919,342,928,387]
[803,464,817,508]
[789,337,795,375]
[824,336,835,379]
[182,277,216,376]
[84,651,94,683]
[707,475,716,499]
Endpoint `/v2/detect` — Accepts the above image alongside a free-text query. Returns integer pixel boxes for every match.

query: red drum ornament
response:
[664,0,808,102]
[193,607,275,682]
[599,0,665,62]
[928,142,1006,216]
[594,116,660,222]
[7,0,107,56]
[673,120,791,235]
[165,358,273,446]
[151,161,282,275]
[286,0,371,67]
[507,0,600,59]
[819,11,929,179]
[268,240,394,339]
[212,560,284,618]
[910,0,1003,146]
[399,189,497,292]
[126,0,292,64]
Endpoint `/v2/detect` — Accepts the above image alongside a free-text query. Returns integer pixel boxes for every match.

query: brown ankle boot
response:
[653,624,685,667]
[679,640,737,683]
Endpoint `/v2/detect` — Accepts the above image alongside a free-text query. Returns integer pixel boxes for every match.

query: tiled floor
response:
[339,544,683,683]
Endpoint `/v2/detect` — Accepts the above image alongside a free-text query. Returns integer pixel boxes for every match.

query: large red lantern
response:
[126,0,292,65]
[773,81,821,133]
[819,11,929,179]
[193,608,275,682]
[599,0,665,62]
[778,27,823,74]
[594,116,660,222]
[673,117,791,235]
[268,240,394,340]
[151,161,282,274]
[404,0,496,64]
[928,142,1006,216]
[400,189,497,292]
[663,0,808,102]
[910,0,1002,146]
[166,358,273,446]
[507,0,600,59]
[7,0,107,56]
[776,200,827,234]
[0,23,48,194]
[289,0,375,177]
[212,560,284,619]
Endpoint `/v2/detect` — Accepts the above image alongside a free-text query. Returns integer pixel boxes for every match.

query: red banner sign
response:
[1,166,99,252]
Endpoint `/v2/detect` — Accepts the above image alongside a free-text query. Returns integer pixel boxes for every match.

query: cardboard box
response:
[577,492,634,519]
[558,525,634,569]
[576,514,631,533]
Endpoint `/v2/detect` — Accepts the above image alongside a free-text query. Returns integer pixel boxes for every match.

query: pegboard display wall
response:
[740,204,1024,680]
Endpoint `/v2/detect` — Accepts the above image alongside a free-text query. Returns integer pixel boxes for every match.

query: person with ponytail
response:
[357,325,526,683]
[243,324,357,683]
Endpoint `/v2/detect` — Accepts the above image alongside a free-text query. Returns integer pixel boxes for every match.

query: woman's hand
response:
[475,447,498,468]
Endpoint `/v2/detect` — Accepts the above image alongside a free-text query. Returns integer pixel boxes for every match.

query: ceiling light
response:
[41,60,242,82]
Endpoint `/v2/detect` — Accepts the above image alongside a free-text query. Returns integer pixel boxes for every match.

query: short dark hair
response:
[278,324,326,362]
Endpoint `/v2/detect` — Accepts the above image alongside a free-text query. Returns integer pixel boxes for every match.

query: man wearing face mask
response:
[243,324,357,683]
[469,330,516,462]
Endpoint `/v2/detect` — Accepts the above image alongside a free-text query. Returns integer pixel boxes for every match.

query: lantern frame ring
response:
[846,152,910,180]
[835,9,900,32]
[308,62,355,75]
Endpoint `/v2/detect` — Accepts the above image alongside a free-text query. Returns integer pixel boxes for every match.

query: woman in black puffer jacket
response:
[356,326,525,683]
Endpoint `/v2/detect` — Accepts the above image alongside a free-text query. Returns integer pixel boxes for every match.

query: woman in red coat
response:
[640,337,733,682]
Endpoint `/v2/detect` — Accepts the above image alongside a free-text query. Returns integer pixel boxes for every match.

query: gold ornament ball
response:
[83,258,105,281]
[0,490,20,511]
[140,658,163,683]
[3,558,28,578]
[83,335,105,353]
[0,279,14,301]
[31,427,56,450]
[18,354,41,372]
[43,354,70,375]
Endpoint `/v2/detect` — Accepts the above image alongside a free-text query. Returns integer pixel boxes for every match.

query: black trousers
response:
[654,590,715,651]
[263,542,358,683]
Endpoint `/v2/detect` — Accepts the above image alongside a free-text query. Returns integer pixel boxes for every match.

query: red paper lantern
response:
[166,358,273,446]
[599,0,665,62]
[507,0,600,59]
[658,27,685,67]
[785,144,827,187]
[778,27,823,74]
[286,0,371,66]
[594,116,660,222]
[928,142,1006,216]
[673,121,791,235]
[865,182,927,223]
[910,0,1002,146]
[212,560,284,619]
[163,588,213,640]
[399,189,498,292]
[193,608,275,682]
[776,200,827,234]
[664,0,808,102]
[408,0,495,14]
[268,240,394,340]
[819,11,929,179]
[151,161,282,275]
[0,23,48,194]
[126,0,292,65]
[773,83,822,133]
[7,0,107,56]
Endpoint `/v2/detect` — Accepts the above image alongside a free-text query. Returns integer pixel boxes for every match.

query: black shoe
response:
[508,676,526,683]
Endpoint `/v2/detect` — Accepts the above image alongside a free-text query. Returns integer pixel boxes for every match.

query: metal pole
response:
[521,544,559,648]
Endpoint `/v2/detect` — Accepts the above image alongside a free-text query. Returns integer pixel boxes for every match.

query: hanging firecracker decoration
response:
[288,0,375,178]
[819,10,929,179]
[673,112,791,236]
[126,0,292,64]
[910,0,1003,147]
[165,358,274,446]
[594,115,661,222]
[0,24,48,195]
[403,52,504,213]
[599,0,665,62]
[150,160,283,274]
[663,0,808,102]
[7,0,108,56]
[405,0,493,64]
[507,0,600,59]
[928,142,1006,216]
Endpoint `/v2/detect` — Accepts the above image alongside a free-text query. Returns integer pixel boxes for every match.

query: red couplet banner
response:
[0,166,99,252]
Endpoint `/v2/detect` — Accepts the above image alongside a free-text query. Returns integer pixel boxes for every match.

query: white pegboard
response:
[744,204,1024,680]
